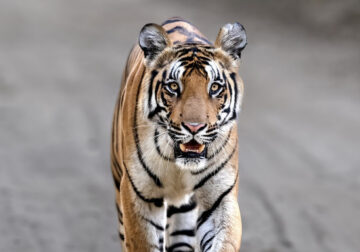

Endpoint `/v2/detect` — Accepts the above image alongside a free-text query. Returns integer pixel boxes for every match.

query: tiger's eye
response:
[169,82,179,91]
[211,83,220,92]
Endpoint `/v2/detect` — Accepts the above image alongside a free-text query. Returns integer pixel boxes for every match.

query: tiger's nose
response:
[183,122,206,134]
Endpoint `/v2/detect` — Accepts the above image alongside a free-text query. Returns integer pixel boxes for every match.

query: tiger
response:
[111,17,247,252]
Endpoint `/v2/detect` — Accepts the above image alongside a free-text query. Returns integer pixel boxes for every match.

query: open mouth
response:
[179,140,205,153]
[175,139,206,158]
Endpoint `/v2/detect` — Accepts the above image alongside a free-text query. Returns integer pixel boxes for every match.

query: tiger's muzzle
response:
[173,122,209,160]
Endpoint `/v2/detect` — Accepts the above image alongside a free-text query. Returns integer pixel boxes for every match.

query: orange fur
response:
[111,18,246,252]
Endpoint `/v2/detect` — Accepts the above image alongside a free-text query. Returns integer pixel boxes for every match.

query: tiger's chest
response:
[128,125,197,205]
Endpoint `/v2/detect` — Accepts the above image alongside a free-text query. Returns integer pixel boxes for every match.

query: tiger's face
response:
[139,23,247,170]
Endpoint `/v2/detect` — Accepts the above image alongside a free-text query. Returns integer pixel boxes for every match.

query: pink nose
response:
[183,122,206,133]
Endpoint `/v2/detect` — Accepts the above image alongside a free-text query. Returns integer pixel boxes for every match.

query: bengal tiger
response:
[111,17,247,252]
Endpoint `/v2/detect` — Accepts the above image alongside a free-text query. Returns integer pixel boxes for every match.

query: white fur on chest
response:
[129,122,196,206]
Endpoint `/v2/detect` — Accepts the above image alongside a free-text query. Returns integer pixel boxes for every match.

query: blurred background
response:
[1,0,359,251]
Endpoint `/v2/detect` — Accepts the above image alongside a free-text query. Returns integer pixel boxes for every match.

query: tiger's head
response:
[138,22,247,170]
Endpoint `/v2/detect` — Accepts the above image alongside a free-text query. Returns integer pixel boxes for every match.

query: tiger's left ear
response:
[139,23,171,64]
[215,22,247,61]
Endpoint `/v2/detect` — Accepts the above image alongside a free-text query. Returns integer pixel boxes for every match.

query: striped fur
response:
[111,17,247,252]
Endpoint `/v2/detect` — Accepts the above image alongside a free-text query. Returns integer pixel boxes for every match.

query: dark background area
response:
[1,0,359,251]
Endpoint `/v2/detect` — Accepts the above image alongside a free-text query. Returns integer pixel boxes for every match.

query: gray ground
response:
[1,0,359,251]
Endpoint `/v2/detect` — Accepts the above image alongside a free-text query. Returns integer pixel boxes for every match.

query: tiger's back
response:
[111,17,247,252]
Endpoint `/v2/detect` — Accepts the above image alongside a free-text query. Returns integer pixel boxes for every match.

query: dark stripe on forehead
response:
[175,46,214,58]
[166,26,211,45]
[162,18,193,26]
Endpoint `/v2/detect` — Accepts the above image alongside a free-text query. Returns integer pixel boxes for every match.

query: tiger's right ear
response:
[139,24,171,63]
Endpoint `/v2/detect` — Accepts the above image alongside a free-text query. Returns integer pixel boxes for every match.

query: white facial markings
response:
[205,60,219,92]
[204,60,232,124]
[167,60,185,91]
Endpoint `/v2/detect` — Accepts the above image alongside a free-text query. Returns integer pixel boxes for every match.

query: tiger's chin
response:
[175,157,207,171]
[174,140,208,171]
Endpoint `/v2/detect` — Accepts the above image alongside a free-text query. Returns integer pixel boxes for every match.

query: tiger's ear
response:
[215,22,247,61]
[139,23,171,63]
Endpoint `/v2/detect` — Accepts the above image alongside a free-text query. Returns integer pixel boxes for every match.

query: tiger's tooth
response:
[199,144,205,153]
[179,144,186,152]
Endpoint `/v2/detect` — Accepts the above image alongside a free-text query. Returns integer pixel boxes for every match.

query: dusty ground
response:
[0,0,359,251]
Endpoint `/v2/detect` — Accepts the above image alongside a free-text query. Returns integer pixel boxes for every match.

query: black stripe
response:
[207,129,232,161]
[168,128,185,136]
[197,175,238,229]
[223,94,228,106]
[222,107,231,114]
[133,78,163,187]
[154,129,175,162]
[178,56,195,62]
[148,105,167,119]
[220,72,233,125]
[118,216,123,225]
[116,203,123,225]
[160,91,168,106]
[166,242,193,252]
[170,229,195,237]
[196,56,211,62]
[166,26,211,45]
[123,161,163,207]
[119,232,124,241]
[193,143,236,188]
[229,72,238,121]
[112,167,121,189]
[149,79,167,119]
[148,71,166,119]
[169,65,177,80]
[112,158,122,188]
[162,18,193,26]
[200,230,212,249]
[176,47,199,57]
[154,80,162,105]
[148,70,158,110]
[112,157,123,177]
[144,218,165,231]
[166,26,188,35]
[203,132,217,138]
[201,235,215,252]
[167,200,197,218]
[116,203,123,218]
[170,124,182,131]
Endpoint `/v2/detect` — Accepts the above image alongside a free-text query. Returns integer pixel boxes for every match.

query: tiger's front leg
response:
[166,197,198,252]
[120,175,166,252]
[195,176,242,252]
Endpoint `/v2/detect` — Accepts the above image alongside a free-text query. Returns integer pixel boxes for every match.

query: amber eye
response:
[170,83,179,90]
[166,82,179,93]
[211,83,220,91]
[209,83,222,95]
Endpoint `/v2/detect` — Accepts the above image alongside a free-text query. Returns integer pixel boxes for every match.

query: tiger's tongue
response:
[179,140,205,153]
